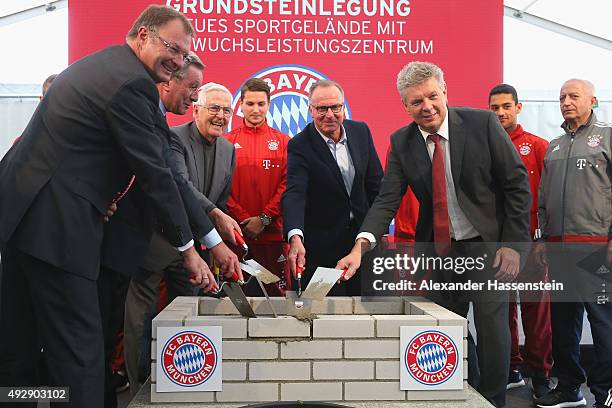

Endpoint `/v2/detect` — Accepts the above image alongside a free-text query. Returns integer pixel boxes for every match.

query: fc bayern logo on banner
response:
[400,326,463,390]
[156,326,222,392]
[230,64,352,137]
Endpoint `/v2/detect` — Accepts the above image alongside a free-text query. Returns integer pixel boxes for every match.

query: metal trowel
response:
[301,267,346,301]
[286,265,313,318]
[217,269,256,318]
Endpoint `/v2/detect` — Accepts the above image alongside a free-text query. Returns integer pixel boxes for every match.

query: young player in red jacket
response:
[489,84,552,399]
[225,78,291,295]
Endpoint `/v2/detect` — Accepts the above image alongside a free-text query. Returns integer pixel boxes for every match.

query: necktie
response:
[428,134,451,255]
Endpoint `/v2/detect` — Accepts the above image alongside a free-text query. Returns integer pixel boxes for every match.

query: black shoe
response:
[534,385,587,408]
[113,370,130,393]
[532,375,553,399]
[507,369,525,390]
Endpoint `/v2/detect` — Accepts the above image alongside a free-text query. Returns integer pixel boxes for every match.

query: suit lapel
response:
[307,124,348,196]
[406,124,433,196]
[447,107,465,191]
[188,123,203,192]
[208,139,226,203]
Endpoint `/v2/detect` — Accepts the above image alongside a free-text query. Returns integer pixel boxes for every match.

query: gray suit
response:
[124,120,235,394]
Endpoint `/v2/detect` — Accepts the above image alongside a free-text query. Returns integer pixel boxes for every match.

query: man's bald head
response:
[559,78,597,130]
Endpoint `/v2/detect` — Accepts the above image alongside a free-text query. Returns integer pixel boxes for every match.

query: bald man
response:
[533,79,612,408]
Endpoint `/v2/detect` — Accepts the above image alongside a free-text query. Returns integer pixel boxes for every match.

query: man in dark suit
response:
[123,82,239,394]
[338,62,531,407]
[0,6,214,407]
[282,79,383,296]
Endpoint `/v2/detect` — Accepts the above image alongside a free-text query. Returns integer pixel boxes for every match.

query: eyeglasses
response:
[202,104,233,117]
[311,104,344,115]
[156,34,191,63]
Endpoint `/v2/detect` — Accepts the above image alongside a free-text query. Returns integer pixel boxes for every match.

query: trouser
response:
[548,244,612,406]
[508,250,553,375]
[123,257,193,396]
[428,239,510,408]
[98,266,130,408]
[0,244,104,408]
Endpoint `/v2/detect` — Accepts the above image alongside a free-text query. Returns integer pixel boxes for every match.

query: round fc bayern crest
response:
[230,64,352,137]
[162,331,218,387]
[587,135,601,148]
[405,330,458,386]
[519,143,532,156]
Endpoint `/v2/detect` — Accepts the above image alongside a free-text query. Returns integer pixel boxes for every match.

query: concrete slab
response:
[129,380,494,408]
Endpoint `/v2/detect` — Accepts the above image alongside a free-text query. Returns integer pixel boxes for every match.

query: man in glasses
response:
[282,79,383,295]
[171,82,238,256]
[0,6,226,407]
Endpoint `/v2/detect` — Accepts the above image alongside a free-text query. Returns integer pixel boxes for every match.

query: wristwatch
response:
[259,213,272,226]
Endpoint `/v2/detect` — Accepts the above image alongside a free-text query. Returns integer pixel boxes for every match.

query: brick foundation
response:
[151,296,468,403]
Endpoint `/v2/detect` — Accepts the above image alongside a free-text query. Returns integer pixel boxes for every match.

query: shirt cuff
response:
[287,228,303,242]
[356,232,376,250]
[200,228,222,249]
[177,239,194,252]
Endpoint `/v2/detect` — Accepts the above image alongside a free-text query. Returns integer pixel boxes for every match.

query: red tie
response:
[428,134,451,255]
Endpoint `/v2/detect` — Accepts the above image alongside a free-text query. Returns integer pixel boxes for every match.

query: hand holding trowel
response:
[233,230,280,317]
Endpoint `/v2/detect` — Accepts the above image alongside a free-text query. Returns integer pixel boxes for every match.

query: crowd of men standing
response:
[0,4,610,408]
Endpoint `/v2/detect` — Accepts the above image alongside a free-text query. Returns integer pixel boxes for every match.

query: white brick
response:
[151,362,156,383]
[408,300,444,315]
[425,309,468,337]
[151,384,214,403]
[248,316,310,337]
[215,382,278,402]
[313,315,374,338]
[374,314,437,337]
[286,297,354,316]
[151,340,157,361]
[313,361,373,380]
[198,297,241,315]
[281,340,342,359]
[250,297,286,315]
[184,316,247,338]
[223,362,246,381]
[345,340,399,359]
[151,311,186,338]
[406,382,467,400]
[464,358,468,379]
[376,360,400,380]
[464,339,468,358]
[223,340,278,359]
[344,381,406,401]
[281,383,343,401]
[164,297,198,315]
[249,362,310,380]
[353,297,404,314]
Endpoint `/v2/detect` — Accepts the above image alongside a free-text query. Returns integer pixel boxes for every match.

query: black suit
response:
[360,106,531,407]
[99,112,218,407]
[282,120,383,295]
[0,45,195,407]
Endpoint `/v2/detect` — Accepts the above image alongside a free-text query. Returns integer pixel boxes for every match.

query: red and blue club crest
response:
[230,64,352,137]
[405,330,459,386]
[161,331,218,387]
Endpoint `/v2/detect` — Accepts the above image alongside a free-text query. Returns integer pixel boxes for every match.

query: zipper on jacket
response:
[560,132,576,242]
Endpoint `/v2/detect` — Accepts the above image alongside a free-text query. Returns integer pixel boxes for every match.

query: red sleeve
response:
[535,137,549,175]
[226,194,251,222]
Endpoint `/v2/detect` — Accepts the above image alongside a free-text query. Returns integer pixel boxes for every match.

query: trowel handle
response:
[233,229,248,251]
[296,265,304,279]
[228,271,243,284]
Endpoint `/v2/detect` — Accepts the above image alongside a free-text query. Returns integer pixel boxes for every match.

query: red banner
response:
[69,0,503,156]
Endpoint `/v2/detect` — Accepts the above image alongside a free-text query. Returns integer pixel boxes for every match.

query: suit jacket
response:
[360,107,531,246]
[101,114,216,276]
[282,120,383,260]
[136,121,236,272]
[0,45,192,279]
[171,121,236,212]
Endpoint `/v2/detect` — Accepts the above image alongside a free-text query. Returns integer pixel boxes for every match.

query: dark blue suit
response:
[282,119,383,295]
